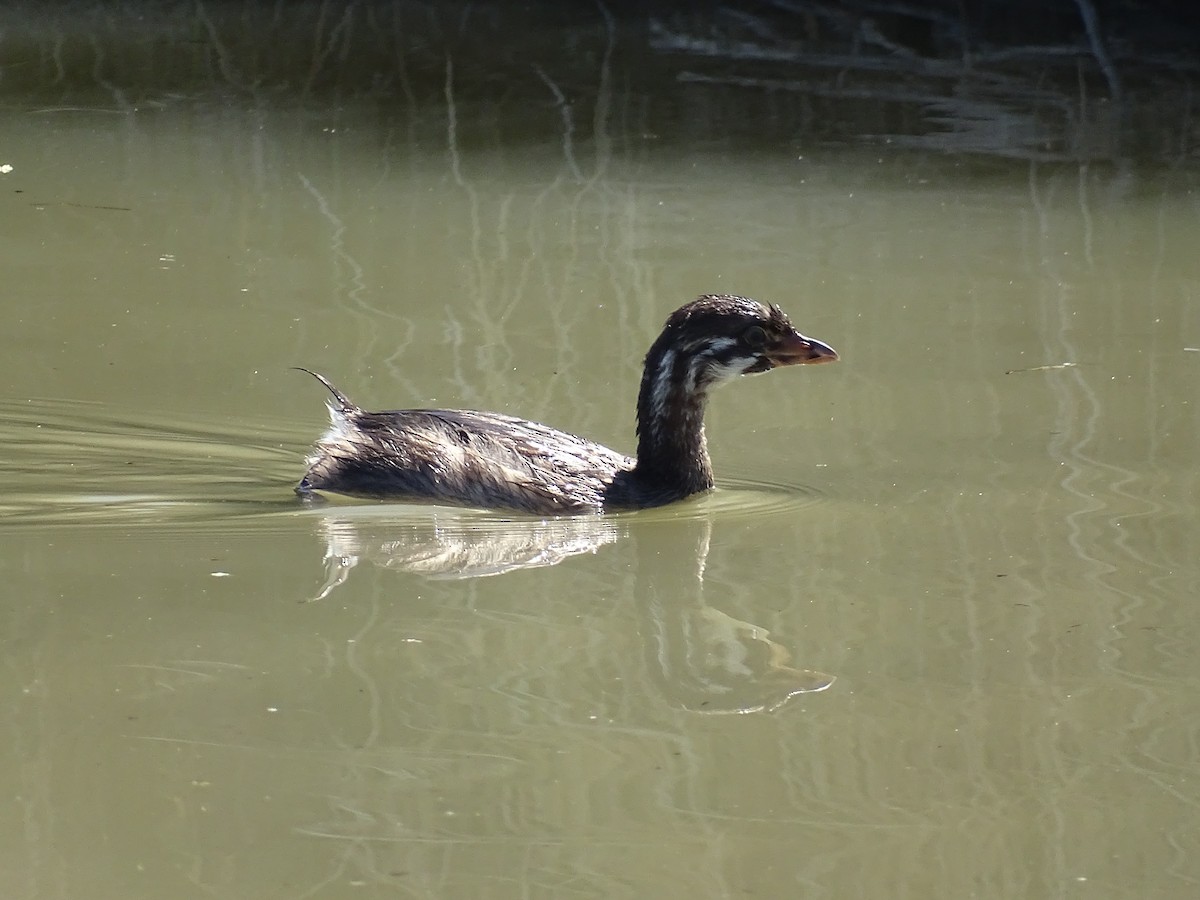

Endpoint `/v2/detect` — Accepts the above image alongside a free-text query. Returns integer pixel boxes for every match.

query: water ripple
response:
[0,398,831,530]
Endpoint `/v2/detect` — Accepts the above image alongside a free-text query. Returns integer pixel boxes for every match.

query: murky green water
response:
[2,4,1199,899]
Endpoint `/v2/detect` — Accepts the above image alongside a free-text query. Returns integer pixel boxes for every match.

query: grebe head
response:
[632,294,837,490]
[643,293,837,405]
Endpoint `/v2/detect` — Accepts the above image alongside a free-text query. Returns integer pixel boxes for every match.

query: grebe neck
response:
[632,339,715,495]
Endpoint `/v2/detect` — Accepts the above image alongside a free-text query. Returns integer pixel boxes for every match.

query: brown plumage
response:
[297,294,837,514]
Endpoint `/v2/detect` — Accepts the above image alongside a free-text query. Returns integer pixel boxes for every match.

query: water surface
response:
[2,4,1199,898]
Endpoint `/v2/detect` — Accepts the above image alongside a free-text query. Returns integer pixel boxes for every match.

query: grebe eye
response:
[743,325,767,350]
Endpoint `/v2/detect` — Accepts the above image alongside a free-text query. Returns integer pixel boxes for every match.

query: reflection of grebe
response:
[297,295,837,514]
[306,512,623,598]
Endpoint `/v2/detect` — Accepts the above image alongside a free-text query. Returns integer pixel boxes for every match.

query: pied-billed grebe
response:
[297,294,837,514]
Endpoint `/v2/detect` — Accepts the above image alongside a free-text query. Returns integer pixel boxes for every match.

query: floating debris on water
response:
[1005,362,1078,375]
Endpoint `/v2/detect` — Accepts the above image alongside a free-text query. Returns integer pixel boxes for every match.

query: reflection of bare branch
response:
[1073,0,1122,103]
[304,0,359,95]
[590,0,616,183]
[532,65,584,182]
[195,1,243,88]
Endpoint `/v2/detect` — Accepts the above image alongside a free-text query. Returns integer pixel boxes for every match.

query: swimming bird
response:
[297,294,837,514]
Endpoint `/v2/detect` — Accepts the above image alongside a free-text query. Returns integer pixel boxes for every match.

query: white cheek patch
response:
[706,354,756,385]
[685,336,758,388]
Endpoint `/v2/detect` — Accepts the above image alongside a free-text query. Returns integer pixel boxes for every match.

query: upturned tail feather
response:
[293,367,357,413]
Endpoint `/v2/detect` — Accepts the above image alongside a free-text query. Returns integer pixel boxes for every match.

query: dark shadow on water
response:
[2,1,1196,167]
